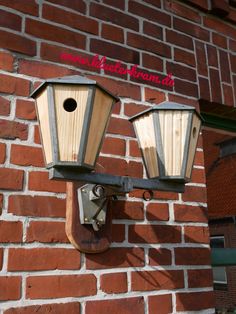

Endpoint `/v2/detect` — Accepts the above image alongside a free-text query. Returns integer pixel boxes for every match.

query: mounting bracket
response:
[51,168,185,253]
[78,184,107,231]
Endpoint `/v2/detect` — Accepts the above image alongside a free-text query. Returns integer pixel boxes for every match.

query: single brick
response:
[90,38,139,64]
[8,195,65,218]
[28,171,66,193]
[0,248,3,270]
[101,23,124,43]
[195,41,208,77]
[127,32,171,58]
[26,221,68,243]
[100,273,127,294]
[8,248,80,271]
[25,18,86,50]
[175,248,211,265]
[142,53,163,72]
[101,137,126,156]
[0,168,24,190]
[86,297,144,314]
[19,60,77,80]
[174,204,208,223]
[46,0,85,13]
[0,277,21,301]
[188,269,213,288]
[174,17,209,41]
[0,29,36,56]
[43,4,98,35]
[190,168,206,184]
[174,79,198,98]
[111,224,125,243]
[0,51,14,71]
[26,275,96,299]
[166,29,194,50]
[88,75,141,100]
[0,221,22,243]
[112,200,144,220]
[184,226,210,244]
[174,48,196,67]
[149,248,172,266]
[86,248,145,270]
[129,225,181,243]
[4,302,81,314]
[90,3,139,31]
[0,8,22,31]
[204,15,236,39]
[129,140,141,158]
[0,0,38,16]
[165,0,200,22]
[182,186,207,203]
[132,270,184,291]
[15,99,36,120]
[124,103,150,117]
[0,74,30,96]
[146,203,169,221]
[0,143,6,163]
[0,96,10,116]
[144,88,165,103]
[149,294,172,314]
[107,117,135,137]
[0,120,28,140]
[176,291,215,311]
[11,145,44,167]
[129,1,171,26]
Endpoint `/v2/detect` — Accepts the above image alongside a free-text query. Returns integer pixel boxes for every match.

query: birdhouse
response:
[129,102,202,182]
[31,75,119,172]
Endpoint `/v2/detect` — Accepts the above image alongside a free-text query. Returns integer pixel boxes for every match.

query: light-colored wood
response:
[173,111,181,175]
[186,113,201,179]
[36,88,53,165]
[53,84,89,162]
[159,111,189,176]
[84,89,113,165]
[181,112,189,174]
[134,113,159,178]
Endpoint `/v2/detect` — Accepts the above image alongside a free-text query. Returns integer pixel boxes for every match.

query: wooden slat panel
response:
[176,111,188,176]
[159,111,189,176]
[134,113,159,178]
[36,88,53,165]
[186,113,201,178]
[84,89,113,165]
[53,84,89,162]
[159,111,173,176]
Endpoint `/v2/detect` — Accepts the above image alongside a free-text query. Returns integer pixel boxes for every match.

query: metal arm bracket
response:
[49,168,185,193]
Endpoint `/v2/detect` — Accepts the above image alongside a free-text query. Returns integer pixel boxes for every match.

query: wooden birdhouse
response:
[31,75,119,172]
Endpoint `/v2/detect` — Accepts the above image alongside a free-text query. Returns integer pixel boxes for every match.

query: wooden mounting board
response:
[65,182,112,253]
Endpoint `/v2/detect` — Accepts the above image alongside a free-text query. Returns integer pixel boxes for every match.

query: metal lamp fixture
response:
[31,75,202,253]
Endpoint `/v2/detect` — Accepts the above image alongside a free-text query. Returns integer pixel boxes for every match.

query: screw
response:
[84,217,88,222]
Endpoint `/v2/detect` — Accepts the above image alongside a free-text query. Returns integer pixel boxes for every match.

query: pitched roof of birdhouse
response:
[30,75,119,102]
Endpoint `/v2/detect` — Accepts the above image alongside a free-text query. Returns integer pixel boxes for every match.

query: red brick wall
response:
[0,0,235,312]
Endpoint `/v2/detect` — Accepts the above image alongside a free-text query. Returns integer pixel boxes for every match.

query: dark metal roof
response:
[30,75,120,102]
[129,101,202,122]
